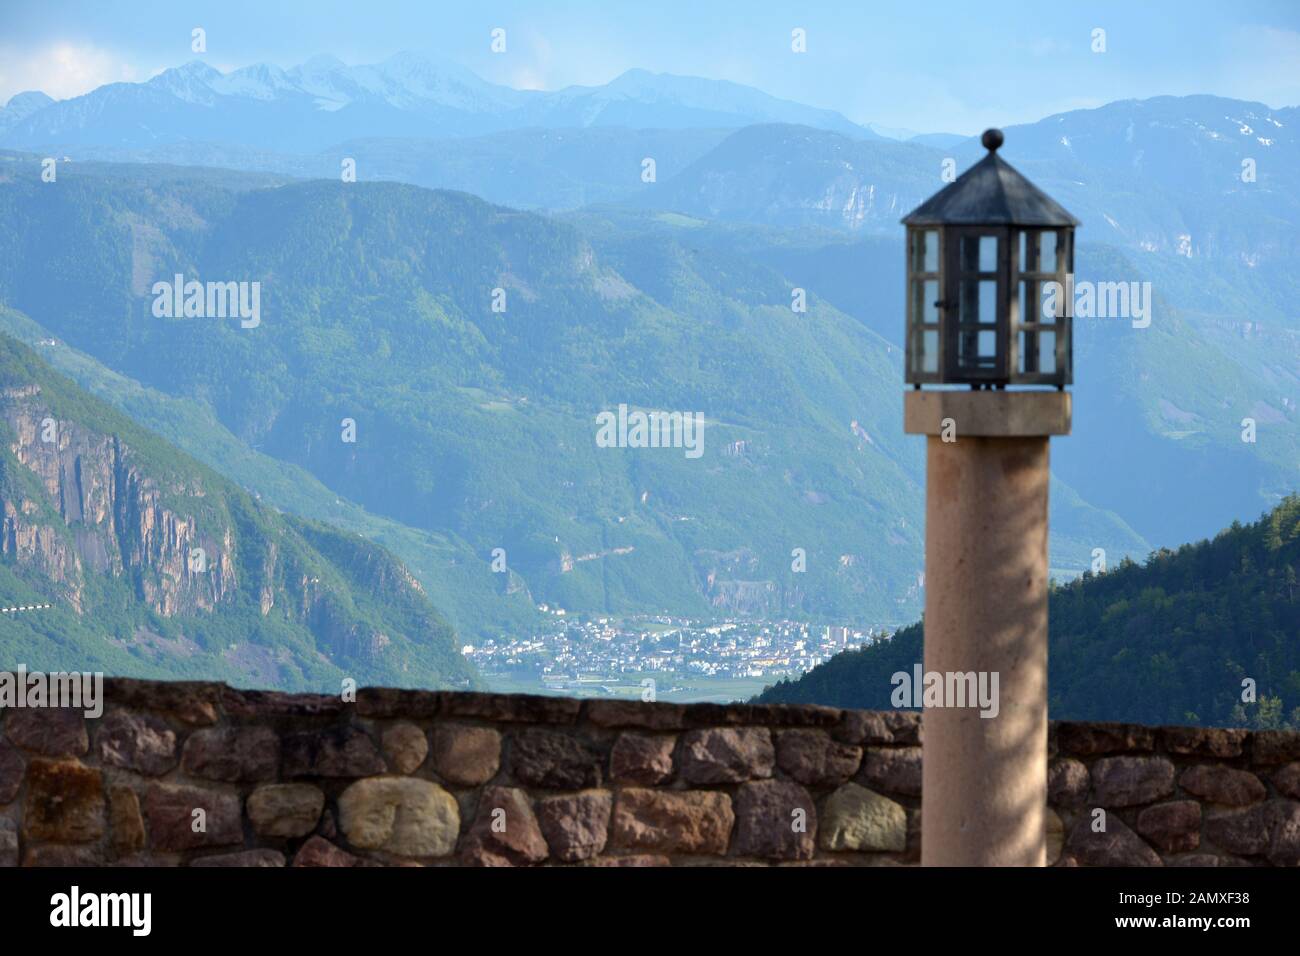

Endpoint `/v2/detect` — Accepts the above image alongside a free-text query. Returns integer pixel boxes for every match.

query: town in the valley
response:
[463,612,896,703]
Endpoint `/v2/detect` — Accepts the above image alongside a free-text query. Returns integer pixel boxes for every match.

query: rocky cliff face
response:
[2,386,237,616]
[0,334,475,690]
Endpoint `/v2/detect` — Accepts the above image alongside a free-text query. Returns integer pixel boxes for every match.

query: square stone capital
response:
[904,390,1071,437]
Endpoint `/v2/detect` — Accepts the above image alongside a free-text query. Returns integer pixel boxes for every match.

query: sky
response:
[0,0,1297,133]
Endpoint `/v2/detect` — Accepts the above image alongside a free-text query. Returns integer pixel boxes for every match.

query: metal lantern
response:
[902,129,1078,388]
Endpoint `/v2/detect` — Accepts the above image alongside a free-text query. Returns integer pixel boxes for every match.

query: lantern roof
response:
[901,129,1079,228]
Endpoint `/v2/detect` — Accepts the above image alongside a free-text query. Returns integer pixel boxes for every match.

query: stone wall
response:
[1,679,1298,866]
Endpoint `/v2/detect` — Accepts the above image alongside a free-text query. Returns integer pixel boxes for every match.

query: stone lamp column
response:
[906,391,1070,865]
[899,128,1079,866]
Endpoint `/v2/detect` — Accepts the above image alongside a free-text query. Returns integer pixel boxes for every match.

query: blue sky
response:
[1,0,1297,132]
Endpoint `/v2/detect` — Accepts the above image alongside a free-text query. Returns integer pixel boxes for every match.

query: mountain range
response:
[0,53,1295,693]
[0,53,883,153]
[0,151,1153,640]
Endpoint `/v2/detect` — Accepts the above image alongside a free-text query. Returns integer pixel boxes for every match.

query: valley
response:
[0,55,1294,700]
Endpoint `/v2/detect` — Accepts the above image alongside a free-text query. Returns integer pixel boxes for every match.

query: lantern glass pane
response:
[1042,280,1061,322]
[911,279,941,325]
[1040,231,1058,272]
[1041,330,1057,374]
[980,236,997,272]
[1020,279,1056,324]
[979,281,996,323]
[1018,280,1038,325]
[922,329,938,373]
[957,328,997,369]
[1045,277,1066,321]
[912,230,939,272]
[1021,229,1059,274]
[1018,330,1038,374]
[959,235,998,273]
[960,279,997,324]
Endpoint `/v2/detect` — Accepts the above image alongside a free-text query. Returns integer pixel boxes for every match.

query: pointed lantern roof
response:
[901,129,1079,227]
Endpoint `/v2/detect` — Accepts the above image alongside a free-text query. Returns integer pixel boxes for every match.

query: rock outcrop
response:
[0,335,474,689]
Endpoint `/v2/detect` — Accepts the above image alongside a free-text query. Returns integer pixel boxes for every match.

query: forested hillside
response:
[758,495,1300,728]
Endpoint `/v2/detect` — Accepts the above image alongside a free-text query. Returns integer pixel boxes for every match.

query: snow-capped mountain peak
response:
[146,60,223,105]
[284,54,358,110]
[0,51,881,151]
[361,50,521,112]
[210,62,297,101]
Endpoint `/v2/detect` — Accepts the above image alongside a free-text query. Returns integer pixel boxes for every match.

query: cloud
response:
[0,42,143,104]
[509,32,555,91]
[508,68,549,92]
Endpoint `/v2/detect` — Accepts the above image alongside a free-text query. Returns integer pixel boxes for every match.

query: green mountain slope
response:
[756,495,1300,727]
[0,157,1149,628]
[0,332,477,690]
[565,204,1297,553]
[44,126,733,211]
[0,303,540,643]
